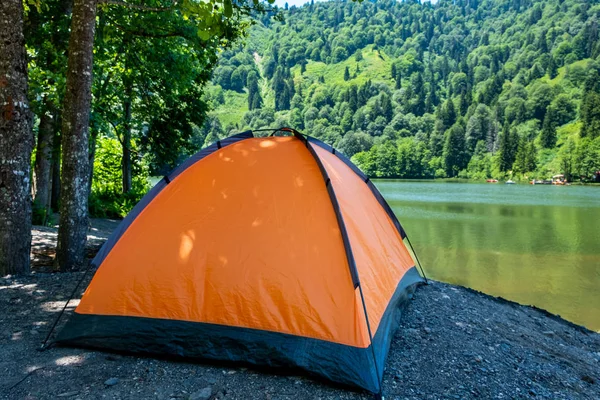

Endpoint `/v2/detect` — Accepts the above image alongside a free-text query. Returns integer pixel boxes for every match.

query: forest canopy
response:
[206,0,600,182]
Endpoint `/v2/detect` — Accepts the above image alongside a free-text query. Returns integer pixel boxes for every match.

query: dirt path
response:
[0,224,598,399]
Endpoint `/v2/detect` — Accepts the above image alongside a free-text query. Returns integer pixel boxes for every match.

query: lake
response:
[375,180,600,332]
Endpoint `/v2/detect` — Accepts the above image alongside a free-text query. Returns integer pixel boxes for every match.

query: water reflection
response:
[376,180,600,332]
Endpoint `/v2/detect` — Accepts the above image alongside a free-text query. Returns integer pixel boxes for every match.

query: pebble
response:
[582,375,595,384]
[189,386,212,400]
[3,266,599,400]
[104,377,119,386]
[57,391,79,397]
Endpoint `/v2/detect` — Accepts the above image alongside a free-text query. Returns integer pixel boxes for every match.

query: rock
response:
[424,327,432,334]
[542,331,554,336]
[57,391,79,397]
[406,328,419,336]
[474,356,483,363]
[206,376,217,385]
[582,375,595,384]
[104,377,119,386]
[189,386,212,400]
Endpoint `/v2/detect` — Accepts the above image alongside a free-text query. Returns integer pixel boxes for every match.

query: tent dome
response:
[57,128,424,394]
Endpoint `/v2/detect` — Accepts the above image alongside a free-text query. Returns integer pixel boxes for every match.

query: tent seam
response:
[300,134,382,395]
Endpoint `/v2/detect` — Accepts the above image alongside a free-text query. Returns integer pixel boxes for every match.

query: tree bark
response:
[122,84,133,194]
[50,124,61,212]
[55,0,97,271]
[0,0,34,276]
[88,125,98,197]
[33,102,55,221]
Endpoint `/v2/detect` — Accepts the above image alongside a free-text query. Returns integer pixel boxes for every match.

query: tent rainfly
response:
[56,128,425,394]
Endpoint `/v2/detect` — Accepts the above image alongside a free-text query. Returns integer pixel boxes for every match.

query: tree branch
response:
[98,0,177,12]
[239,4,276,13]
[108,120,125,145]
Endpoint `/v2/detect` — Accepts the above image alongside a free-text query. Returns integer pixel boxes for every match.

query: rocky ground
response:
[1,223,599,400]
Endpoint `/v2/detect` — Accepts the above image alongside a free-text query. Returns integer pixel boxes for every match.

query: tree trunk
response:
[88,125,98,197]
[33,102,55,222]
[122,89,132,194]
[50,125,61,212]
[55,0,97,271]
[0,0,34,276]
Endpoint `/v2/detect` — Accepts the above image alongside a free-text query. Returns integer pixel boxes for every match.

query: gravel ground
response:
[1,226,599,400]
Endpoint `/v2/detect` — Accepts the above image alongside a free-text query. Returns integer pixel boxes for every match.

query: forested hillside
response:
[205,0,600,181]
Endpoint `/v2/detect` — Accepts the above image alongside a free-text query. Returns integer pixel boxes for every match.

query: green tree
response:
[525,141,537,173]
[540,113,557,148]
[547,55,558,79]
[344,66,350,81]
[379,93,393,122]
[436,98,457,133]
[465,104,493,155]
[354,49,363,62]
[247,71,262,110]
[513,136,536,175]
[559,138,576,181]
[576,138,600,180]
[548,94,576,126]
[375,142,399,177]
[443,122,468,177]
[581,66,600,139]
[497,125,518,172]
[337,131,373,157]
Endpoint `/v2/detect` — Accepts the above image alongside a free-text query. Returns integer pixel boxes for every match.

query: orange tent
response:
[57,128,425,394]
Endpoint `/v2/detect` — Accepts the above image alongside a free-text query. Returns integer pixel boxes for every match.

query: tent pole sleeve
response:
[303,137,382,395]
[304,140,359,287]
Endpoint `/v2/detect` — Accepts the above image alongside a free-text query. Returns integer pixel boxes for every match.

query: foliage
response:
[205,0,598,181]
[89,136,150,218]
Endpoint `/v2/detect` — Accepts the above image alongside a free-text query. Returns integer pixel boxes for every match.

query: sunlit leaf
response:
[224,0,232,18]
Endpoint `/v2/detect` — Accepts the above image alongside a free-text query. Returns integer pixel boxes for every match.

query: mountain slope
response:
[203,0,600,181]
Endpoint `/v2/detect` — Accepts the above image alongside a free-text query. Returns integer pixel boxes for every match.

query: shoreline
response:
[373,178,600,185]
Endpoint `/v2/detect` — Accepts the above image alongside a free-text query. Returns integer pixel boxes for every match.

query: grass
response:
[293,45,394,88]
[545,58,592,87]
[211,44,398,125]
[556,121,581,145]
[212,89,248,127]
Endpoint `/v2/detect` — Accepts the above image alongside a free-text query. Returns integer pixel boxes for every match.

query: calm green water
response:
[375,180,600,332]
